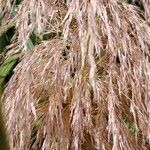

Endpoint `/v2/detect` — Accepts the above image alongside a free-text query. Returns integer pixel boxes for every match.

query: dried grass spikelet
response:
[16,0,67,49]
[0,0,14,24]
[62,1,150,149]
[3,39,150,150]
[139,0,150,21]
[3,0,150,150]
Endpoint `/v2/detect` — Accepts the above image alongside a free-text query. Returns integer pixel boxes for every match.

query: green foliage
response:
[0,27,15,52]
[0,54,19,93]
[123,115,139,135]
